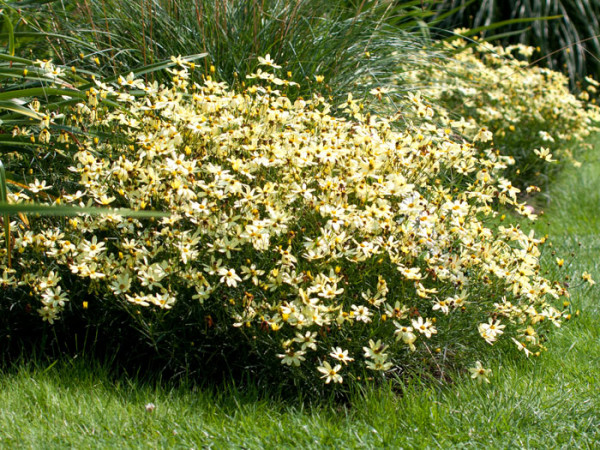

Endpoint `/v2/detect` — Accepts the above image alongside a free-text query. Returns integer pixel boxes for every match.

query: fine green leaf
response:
[0,202,169,218]
[0,52,32,65]
[4,14,15,57]
[95,53,208,87]
[447,15,563,39]
[480,28,534,43]
[0,100,43,120]
[9,31,100,50]
[0,87,86,102]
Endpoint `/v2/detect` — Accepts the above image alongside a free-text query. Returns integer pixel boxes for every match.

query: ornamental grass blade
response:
[2,0,59,7]
[445,15,563,40]
[3,14,15,57]
[0,100,42,119]
[9,31,100,51]
[96,53,208,87]
[130,53,208,77]
[480,28,535,43]
[0,87,86,102]
[0,203,169,218]
[445,27,534,54]
[0,137,39,149]
[0,53,34,65]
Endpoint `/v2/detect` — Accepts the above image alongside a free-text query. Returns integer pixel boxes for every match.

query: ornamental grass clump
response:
[0,56,572,392]
[403,35,600,188]
[41,0,436,107]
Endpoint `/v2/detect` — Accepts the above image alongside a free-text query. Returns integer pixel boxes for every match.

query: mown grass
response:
[1,138,599,448]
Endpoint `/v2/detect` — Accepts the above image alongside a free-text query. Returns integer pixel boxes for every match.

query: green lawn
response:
[1,141,599,449]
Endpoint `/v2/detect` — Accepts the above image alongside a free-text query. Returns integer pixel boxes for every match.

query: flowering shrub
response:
[0,56,573,389]
[403,35,600,187]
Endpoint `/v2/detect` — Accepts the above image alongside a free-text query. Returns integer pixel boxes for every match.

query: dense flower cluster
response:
[0,56,573,385]
[402,35,600,186]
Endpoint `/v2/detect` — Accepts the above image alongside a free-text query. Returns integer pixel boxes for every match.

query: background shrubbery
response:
[430,0,600,89]
[402,36,600,188]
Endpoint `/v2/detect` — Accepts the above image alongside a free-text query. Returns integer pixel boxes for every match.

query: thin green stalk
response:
[0,160,10,268]
[0,203,169,217]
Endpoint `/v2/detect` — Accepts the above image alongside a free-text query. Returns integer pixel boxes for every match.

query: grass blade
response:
[0,87,86,102]
[0,100,42,119]
[0,160,10,267]
[102,53,207,83]
[0,202,169,218]
[447,15,563,39]
[0,53,34,65]
[4,14,15,57]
